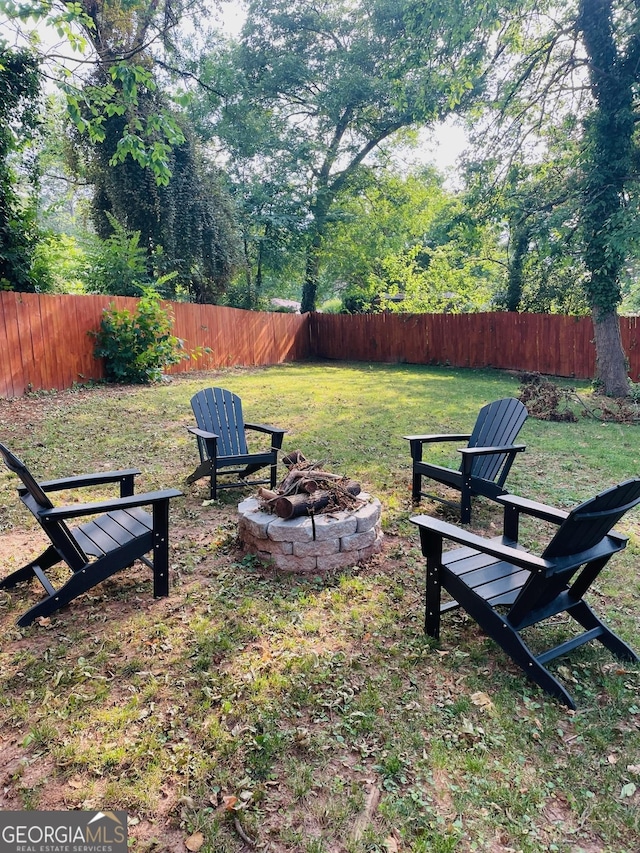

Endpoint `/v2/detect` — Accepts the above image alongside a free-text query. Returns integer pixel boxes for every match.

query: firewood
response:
[282,450,307,468]
[279,468,309,492]
[257,487,279,501]
[274,491,331,519]
[343,480,361,496]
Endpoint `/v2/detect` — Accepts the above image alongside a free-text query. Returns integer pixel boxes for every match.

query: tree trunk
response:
[505,221,531,311]
[591,307,629,397]
[578,0,634,396]
[301,226,322,313]
[301,190,333,313]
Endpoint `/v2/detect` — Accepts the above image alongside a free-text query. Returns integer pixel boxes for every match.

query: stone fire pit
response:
[238,493,383,573]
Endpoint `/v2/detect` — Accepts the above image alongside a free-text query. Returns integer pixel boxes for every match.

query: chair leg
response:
[0,545,60,589]
[419,529,444,639]
[444,573,577,707]
[460,482,472,524]
[500,619,577,709]
[412,469,422,504]
[270,461,277,489]
[186,460,212,486]
[152,499,170,598]
[425,556,442,639]
[209,468,217,500]
[568,600,639,663]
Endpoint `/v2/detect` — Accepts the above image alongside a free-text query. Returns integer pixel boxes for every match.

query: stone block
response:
[311,513,357,541]
[241,533,293,555]
[293,538,340,557]
[267,516,315,543]
[354,499,382,532]
[340,527,377,552]
[238,512,270,539]
[317,551,358,572]
[270,553,318,573]
[358,530,385,562]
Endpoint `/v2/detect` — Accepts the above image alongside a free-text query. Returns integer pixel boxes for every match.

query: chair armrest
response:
[245,422,287,436]
[404,433,471,444]
[404,434,471,463]
[20,469,142,494]
[458,444,526,458]
[410,514,550,572]
[494,493,570,525]
[37,489,184,521]
[245,423,286,450]
[188,427,219,440]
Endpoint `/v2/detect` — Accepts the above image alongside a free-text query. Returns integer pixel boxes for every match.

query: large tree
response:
[577,0,639,395]
[217,0,518,312]
[469,0,640,395]
[2,0,242,300]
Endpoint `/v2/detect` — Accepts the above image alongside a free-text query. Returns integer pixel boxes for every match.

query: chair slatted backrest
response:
[543,478,640,560]
[507,478,640,629]
[465,398,528,483]
[190,388,249,459]
[0,442,89,570]
[0,443,54,510]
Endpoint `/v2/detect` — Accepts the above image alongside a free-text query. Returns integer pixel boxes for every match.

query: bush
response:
[318,298,343,313]
[93,289,186,383]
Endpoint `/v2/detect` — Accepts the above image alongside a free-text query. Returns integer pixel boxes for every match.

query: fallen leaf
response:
[384,836,399,852]
[222,794,238,811]
[185,831,204,851]
[471,691,494,712]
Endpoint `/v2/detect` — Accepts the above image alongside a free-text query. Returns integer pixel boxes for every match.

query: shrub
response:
[318,297,343,313]
[93,289,186,384]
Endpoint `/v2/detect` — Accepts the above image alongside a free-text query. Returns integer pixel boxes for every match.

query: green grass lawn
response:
[1,361,639,852]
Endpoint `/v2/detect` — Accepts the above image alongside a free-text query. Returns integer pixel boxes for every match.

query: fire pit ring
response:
[238,493,383,573]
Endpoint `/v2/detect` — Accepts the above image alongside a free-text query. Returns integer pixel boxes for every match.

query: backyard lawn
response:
[0,361,639,853]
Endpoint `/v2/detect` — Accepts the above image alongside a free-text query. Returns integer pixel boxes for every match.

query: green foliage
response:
[29,232,86,293]
[79,112,241,302]
[318,298,343,314]
[93,289,185,383]
[324,169,503,313]
[2,0,186,185]
[0,45,41,291]
[83,214,152,297]
[218,0,511,312]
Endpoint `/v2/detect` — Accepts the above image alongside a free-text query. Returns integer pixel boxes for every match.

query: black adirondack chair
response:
[186,387,286,499]
[0,443,183,627]
[405,397,527,523]
[411,479,640,708]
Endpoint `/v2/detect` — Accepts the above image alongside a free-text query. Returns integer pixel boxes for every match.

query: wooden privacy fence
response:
[311,311,640,382]
[0,292,310,399]
[2,292,640,398]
